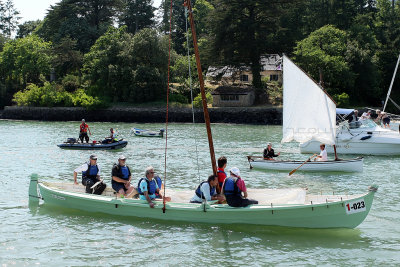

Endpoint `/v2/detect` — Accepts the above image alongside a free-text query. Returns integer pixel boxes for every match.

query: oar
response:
[289,154,318,176]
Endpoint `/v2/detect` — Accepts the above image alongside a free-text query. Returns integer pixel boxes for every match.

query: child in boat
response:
[315,144,328,161]
[217,156,227,191]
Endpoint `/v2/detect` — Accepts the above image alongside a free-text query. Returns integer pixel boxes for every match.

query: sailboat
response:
[248,55,363,172]
[28,1,377,228]
[301,54,400,155]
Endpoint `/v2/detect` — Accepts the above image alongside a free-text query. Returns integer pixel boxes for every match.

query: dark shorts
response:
[383,118,390,124]
[225,195,258,207]
[112,182,126,193]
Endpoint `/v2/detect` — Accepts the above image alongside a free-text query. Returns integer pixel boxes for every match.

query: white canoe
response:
[131,128,164,137]
[247,156,363,172]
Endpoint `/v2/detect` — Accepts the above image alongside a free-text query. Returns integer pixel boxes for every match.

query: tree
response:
[51,37,83,79]
[37,0,122,53]
[293,25,354,96]
[16,20,41,38]
[0,35,52,105]
[119,0,155,34]
[0,0,20,37]
[209,0,296,88]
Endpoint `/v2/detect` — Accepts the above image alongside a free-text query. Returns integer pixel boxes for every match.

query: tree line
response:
[0,0,399,110]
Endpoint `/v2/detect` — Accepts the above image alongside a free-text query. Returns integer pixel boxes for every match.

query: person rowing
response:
[314,144,328,161]
[263,142,280,160]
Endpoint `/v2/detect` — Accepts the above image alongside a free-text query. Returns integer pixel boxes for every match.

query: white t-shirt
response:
[360,112,370,120]
[191,182,216,202]
[74,162,101,176]
[318,149,328,161]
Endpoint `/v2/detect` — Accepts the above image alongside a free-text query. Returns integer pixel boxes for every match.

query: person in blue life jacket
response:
[190,174,225,203]
[222,167,258,207]
[154,176,164,199]
[73,154,106,194]
[111,155,135,197]
[137,166,171,208]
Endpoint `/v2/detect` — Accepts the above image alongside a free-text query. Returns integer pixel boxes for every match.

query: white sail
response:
[282,55,336,145]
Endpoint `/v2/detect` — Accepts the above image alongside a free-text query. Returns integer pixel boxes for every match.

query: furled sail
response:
[281,55,336,145]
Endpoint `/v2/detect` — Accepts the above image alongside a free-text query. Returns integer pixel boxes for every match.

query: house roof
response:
[211,86,255,95]
[206,54,281,78]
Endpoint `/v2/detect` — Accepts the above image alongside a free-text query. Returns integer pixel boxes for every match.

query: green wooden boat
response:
[29,175,377,228]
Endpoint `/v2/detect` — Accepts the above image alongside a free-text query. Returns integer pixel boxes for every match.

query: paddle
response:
[288,154,318,176]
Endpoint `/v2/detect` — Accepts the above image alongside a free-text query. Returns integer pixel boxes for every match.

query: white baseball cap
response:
[230,167,240,177]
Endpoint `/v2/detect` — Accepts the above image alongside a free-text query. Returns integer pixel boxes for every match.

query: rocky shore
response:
[0,106,282,125]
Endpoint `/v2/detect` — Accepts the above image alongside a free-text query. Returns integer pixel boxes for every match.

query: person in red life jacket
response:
[111,155,135,197]
[217,156,227,190]
[222,167,258,207]
[190,174,225,203]
[79,119,91,143]
[73,154,106,194]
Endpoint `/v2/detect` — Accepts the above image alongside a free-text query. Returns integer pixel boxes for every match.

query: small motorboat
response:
[247,156,363,172]
[131,128,164,137]
[57,138,128,150]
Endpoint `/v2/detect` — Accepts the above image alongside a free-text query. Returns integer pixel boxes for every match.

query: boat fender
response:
[360,135,372,140]
[367,132,373,135]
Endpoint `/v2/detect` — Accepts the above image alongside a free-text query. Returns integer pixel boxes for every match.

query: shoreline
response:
[0,106,282,125]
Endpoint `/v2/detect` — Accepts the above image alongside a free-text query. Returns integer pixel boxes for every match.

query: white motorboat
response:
[247,156,363,172]
[130,128,164,137]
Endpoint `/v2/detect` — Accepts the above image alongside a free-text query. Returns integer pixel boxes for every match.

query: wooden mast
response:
[184,0,217,175]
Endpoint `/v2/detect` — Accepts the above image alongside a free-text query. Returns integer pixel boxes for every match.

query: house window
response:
[270,74,279,81]
[240,74,249,82]
[221,95,239,101]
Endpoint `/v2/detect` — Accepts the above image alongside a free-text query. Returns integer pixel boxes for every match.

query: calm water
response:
[0,120,399,266]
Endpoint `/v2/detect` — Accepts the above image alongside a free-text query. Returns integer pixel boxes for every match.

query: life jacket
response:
[82,164,98,180]
[223,177,241,196]
[113,164,131,181]
[137,178,157,195]
[80,123,88,133]
[195,181,216,199]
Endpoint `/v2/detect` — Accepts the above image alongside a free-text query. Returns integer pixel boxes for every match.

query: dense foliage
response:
[0,0,400,110]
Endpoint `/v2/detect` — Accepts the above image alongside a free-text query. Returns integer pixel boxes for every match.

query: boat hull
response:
[37,182,375,228]
[248,157,363,172]
[300,139,400,155]
[132,128,163,137]
[57,140,128,150]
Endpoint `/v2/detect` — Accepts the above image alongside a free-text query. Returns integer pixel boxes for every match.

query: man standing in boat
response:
[79,119,91,143]
[73,154,106,194]
[222,167,258,207]
[315,144,328,161]
[263,143,280,160]
[111,155,135,197]
[190,174,224,203]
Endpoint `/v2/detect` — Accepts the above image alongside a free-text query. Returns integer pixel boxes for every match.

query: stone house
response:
[211,86,255,107]
[206,54,282,86]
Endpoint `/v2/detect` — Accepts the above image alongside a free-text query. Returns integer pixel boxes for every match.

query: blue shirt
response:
[139,178,159,200]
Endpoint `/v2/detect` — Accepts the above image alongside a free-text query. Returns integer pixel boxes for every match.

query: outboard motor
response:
[67,138,76,143]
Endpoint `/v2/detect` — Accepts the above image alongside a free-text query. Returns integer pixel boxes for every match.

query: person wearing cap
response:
[73,155,106,194]
[111,155,134,197]
[79,119,91,143]
[263,143,280,160]
[222,167,258,207]
[137,166,170,208]
[190,174,225,204]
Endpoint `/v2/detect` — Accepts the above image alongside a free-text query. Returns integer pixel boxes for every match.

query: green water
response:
[0,120,399,266]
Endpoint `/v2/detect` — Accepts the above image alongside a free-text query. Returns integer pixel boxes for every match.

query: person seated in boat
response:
[137,166,170,208]
[102,128,118,144]
[79,119,91,143]
[315,144,328,161]
[348,110,361,128]
[374,109,382,124]
[73,154,106,195]
[217,156,227,191]
[382,112,390,128]
[190,174,225,204]
[263,142,280,160]
[222,167,258,207]
[111,155,135,197]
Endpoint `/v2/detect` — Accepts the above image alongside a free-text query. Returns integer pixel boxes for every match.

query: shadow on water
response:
[33,202,373,250]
